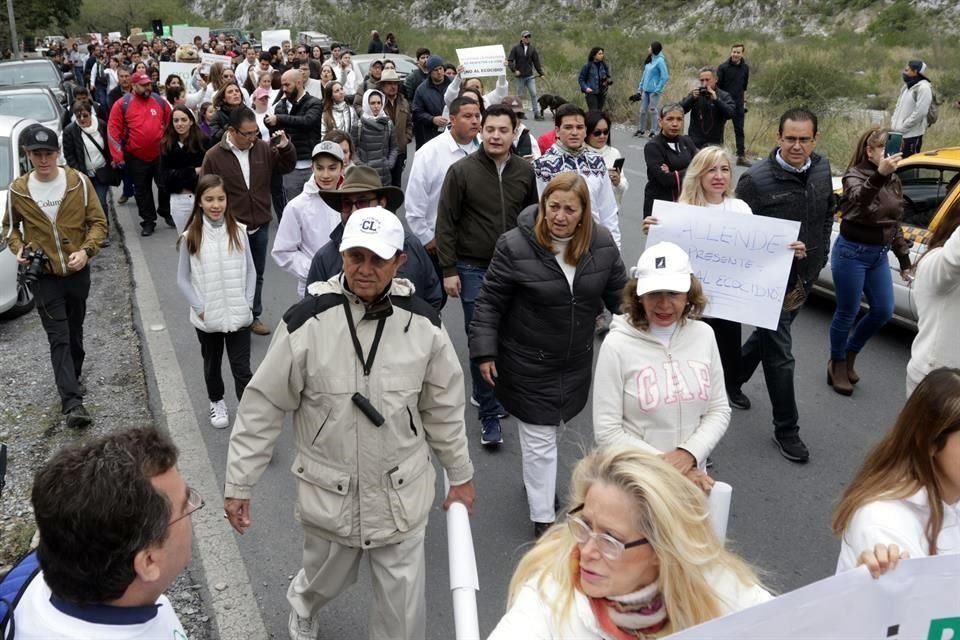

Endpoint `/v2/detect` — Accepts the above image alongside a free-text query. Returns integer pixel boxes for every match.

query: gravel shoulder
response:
[0,210,213,639]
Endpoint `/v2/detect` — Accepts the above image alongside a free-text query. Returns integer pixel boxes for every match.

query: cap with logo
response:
[22,124,60,152]
[130,71,152,86]
[633,241,692,297]
[339,206,405,259]
[311,140,344,163]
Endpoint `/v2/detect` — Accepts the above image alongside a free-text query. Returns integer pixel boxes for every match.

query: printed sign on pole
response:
[159,62,199,89]
[172,26,209,45]
[199,52,233,73]
[261,29,291,50]
[646,200,800,330]
[455,45,506,78]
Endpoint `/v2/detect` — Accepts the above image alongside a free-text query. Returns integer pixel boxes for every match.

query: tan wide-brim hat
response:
[318,165,405,212]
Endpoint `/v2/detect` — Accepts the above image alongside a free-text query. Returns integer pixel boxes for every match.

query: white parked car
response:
[0,114,40,319]
[346,53,418,83]
[813,146,960,330]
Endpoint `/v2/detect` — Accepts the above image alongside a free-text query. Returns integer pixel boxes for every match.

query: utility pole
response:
[5,0,20,59]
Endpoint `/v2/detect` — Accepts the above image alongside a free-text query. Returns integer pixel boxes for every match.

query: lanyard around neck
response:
[342,297,386,376]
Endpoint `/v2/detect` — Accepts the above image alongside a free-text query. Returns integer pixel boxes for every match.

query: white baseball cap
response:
[339,207,405,259]
[633,242,692,296]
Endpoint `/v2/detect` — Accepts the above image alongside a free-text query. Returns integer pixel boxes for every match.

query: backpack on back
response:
[0,550,41,639]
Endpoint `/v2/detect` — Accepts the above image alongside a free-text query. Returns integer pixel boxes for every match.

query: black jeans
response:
[704,317,742,393]
[125,153,160,228]
[195,328,252,402]
[390,151,407,188]
[739,305,802,437]
[247,224,269,319]
[902,135,923,158]
[270,171,287,222]
[35,268,90,413]
[585,92,606,112]
[730,99,746,157]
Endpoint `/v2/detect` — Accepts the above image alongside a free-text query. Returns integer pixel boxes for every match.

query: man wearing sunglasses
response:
[9,428,196,638]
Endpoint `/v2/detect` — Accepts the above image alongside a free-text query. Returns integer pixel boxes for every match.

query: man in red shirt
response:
[107,71,172,236]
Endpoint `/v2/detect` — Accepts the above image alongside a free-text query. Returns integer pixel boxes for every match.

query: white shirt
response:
[836,488,960,573]
[404,129,479,245]
[705,197,753,214]
[14,573,187,640]
[225,135,251,189]
[551,235,575,291]
[28,168,67,224]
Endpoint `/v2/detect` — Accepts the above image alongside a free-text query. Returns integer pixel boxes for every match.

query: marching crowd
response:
[2,24,958,640]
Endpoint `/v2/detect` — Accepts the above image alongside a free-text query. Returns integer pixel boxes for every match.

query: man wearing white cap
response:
[891,59,933,157]
[223,206,474,640]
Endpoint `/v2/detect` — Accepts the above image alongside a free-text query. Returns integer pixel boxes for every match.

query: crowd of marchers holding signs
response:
[3,22,959,640]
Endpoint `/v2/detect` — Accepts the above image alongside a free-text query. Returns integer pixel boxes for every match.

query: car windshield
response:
[359,58,417,77]
[0,63,58,87]
[0,93,57,122]
[899,165,960,229]
[0,137,13,186]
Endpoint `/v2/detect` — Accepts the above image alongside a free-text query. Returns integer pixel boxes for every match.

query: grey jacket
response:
[356,115,398,186]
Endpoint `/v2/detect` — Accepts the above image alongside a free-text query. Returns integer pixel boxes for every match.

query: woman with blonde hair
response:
[592,241,729,492]
[489,447,771,638]
[832,367,960,577]
[470,172,626,538]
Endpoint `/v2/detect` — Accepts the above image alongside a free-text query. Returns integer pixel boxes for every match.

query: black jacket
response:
[717,59,750,100]
[680,87,736,147]
[305,217,442,311]
[62,119,109,175]
[273,92,324,161]
[411,78,451,148]
[736,149,836,291]
[160,136,213,194]
[208,104,240,143]
[469,206,626,424]
[436,147,539,276]
[507,42,544,78]
[61,101,107,129]
[642,133,700,217]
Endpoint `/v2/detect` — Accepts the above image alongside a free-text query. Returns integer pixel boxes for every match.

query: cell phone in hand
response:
[270,132,282,146]
[885,132,903,157]
[613,158,625,172]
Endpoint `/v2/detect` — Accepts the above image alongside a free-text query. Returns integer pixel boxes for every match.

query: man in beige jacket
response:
[223,206,475,640]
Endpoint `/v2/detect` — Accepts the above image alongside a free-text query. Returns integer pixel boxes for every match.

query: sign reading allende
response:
[456,45,506,79]
[647,200,800,330]
[668,554,960,639]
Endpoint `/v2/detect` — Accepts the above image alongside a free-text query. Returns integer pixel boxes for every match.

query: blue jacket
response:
[305,218,443,311]
[639,53,669,94]
[411,77,452,148]
[578,61,610,95]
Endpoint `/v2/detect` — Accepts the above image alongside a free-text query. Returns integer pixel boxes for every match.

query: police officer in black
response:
[2,125,107,428]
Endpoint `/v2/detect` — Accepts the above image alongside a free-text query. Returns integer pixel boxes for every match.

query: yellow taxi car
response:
[814,146,960,329]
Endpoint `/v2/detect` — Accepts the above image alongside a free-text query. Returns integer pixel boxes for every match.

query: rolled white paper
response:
[709,481,733,544]
[444,471,481,640]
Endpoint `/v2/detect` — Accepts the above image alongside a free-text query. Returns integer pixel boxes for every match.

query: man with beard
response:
[266,69,324,201]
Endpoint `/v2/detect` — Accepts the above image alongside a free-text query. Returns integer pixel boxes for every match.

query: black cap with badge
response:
[22,124,60,152]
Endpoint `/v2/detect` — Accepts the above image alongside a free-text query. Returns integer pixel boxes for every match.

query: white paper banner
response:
[456,45,506,79]
[159,62,199,88]
[200,52,233,69]
[172,26,209,45]
[647,200,800,330]
[107,32,121,42]
[261,29,292,51]
[669,554,960,639]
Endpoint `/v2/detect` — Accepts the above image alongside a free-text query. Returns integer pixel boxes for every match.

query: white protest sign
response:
[172,26,209,45]
[261,29,291,50]
[160,62,198,88]
[107,32,122,42]
[200,52,233,71]
[647,200,799,330]
[456,45,506,78]
[670,554,960,639]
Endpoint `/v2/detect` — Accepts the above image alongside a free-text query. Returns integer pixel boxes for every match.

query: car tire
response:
[0,276,35,320]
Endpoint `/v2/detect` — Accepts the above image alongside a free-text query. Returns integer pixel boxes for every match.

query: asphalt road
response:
[121,119,914,639]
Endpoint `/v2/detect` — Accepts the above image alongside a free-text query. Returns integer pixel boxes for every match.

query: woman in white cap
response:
[592,241,729,492]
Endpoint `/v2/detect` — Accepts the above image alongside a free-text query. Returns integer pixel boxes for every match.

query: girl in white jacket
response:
[832,367,960,577]
[907,202,960,395]
[489,448,770,639]
[176,175,256,429]
[592,241,730,493]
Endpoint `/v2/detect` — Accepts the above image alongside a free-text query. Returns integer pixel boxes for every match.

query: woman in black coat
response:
[469,172,626,538]
[159,105,212,232]
[63,99,113,241]
[643,102,699,217]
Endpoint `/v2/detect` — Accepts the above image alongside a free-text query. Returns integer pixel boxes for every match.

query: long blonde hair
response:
[679,146,734,207]
[506,448,765,631]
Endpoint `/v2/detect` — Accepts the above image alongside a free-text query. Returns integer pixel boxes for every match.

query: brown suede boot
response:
[827,359,854,396]
[846,352,860,385]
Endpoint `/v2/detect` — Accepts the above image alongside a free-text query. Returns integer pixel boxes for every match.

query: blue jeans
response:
[91,178,109,221]
[829,235,894,360]
[457,262,505,420]
[248,224,270,319]
[516,76,539,117]
[740,303,803,437]
[638,91,660,132]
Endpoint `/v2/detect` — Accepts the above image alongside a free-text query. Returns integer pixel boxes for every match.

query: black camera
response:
[20,246,48,285]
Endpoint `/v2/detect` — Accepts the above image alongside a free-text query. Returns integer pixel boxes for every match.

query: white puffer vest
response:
[188,218,253,333]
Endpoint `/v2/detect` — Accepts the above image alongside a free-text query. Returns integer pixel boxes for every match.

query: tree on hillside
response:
[69,0,198,36]
[0,0,80,40]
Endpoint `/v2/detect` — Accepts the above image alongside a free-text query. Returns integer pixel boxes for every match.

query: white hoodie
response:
[592,314,730,464]
[272,177,341,296]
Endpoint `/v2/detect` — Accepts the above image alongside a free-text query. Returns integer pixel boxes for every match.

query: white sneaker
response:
[288,610,321,640]
[209,400,229,429]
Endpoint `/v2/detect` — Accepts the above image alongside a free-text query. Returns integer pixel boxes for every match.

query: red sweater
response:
[107,92,171,164]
